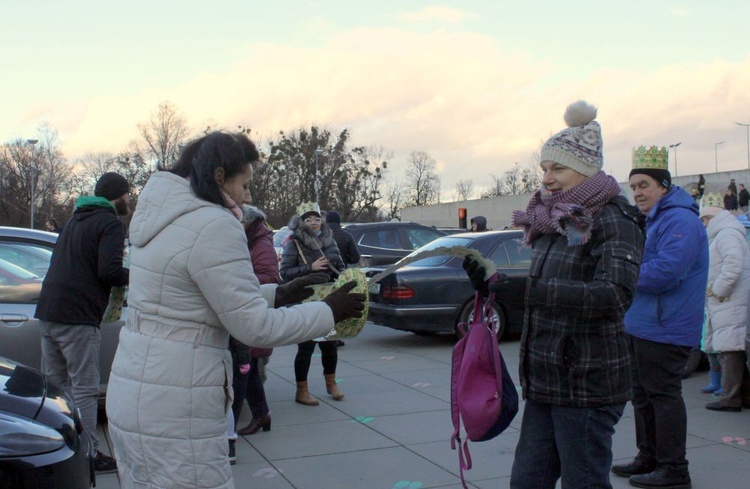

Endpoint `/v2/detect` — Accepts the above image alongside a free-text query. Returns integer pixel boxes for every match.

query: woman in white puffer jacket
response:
[701,206,750,412]
[106,131,365,489]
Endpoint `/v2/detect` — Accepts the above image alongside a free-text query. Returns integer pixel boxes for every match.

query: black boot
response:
[629,465,691,489]
[611,455,657,478]
[705,400,741,412]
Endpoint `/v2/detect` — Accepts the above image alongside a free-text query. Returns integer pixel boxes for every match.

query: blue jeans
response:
[510,399,625,489]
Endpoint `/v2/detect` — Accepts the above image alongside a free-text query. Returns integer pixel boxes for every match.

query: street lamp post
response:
[669,142,682,176]
[27,139,38,229]
[736,122,750,169]
[313,149,325,207]
[715,141,725,173]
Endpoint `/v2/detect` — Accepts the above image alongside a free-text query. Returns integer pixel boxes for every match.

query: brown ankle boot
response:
[295,381,319,406]
[325,374,344,401]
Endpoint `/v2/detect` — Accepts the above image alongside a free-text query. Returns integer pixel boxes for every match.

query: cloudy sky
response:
[2,0,750,197]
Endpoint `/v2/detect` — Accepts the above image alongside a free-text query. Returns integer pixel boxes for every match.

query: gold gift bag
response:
[304,268,369,340]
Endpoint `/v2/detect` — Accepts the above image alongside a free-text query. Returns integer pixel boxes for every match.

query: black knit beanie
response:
[629,168,671,189]
[325,210,341,224]
[95,172,130,200]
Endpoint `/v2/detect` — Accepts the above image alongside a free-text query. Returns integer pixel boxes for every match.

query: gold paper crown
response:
[699,192,724,211]
[632,146,669,170]
[297,201,321,217]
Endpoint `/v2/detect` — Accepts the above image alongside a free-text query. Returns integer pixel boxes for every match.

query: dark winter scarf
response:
[512,171,622,246]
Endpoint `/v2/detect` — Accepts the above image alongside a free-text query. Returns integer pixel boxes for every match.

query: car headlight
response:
[0,412,65,457]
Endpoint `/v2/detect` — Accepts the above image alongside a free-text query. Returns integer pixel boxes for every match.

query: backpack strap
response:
[294,239,308,265]
[458,439,472,487]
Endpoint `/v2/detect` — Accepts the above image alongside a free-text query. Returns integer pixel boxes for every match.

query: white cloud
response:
[25,28,750,197]
[399,5,469,24]
[670,7,691,17]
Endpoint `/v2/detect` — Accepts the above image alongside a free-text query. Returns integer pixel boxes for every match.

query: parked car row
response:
[0,223,517,389]
[342,221,446,267]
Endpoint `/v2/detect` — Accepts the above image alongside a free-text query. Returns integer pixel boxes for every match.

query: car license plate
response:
[368,283,380,294]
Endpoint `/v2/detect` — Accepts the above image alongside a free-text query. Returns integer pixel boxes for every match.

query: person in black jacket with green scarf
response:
[35,172,131,472]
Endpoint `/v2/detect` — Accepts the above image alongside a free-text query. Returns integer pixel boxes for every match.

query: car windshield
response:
[403,236,475,267]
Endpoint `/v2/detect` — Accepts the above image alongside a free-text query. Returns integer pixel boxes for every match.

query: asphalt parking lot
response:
[96,323,750,489]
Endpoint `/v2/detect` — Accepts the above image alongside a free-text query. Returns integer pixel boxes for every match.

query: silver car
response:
[0,226,125,404]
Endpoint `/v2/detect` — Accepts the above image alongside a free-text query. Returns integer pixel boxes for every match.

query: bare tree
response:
[74,151,117,188]
[382,179,407,221]
[481,174,504,198]
[519,161,542,194]
[0,124,75,228]
[453,178,475,201]
[404,151,441,207]
[137,101,189,170]
[480,161,541,198]
[504,164,524,195]
[346,145,392,221]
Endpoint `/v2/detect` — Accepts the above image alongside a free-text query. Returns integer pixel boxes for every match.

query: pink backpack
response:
[450,287,519,487]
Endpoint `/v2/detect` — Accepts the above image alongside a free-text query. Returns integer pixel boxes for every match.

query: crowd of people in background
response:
[32,116,750,488]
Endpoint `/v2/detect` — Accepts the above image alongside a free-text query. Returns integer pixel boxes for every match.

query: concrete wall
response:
[401,169,750,229]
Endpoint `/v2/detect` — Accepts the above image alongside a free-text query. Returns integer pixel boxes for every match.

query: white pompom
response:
[564,100,597,127]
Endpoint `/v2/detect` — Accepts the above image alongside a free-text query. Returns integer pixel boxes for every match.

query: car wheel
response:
[455,299,506,341]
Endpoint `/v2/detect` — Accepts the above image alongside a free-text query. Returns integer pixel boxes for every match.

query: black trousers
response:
[628,335,691,469]
[294,340,338,381]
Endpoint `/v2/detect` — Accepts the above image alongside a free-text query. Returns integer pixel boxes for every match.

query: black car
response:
[0,356,94,488]
[367,230,530,339]
[434,227,469,235]
[342,222,446,267]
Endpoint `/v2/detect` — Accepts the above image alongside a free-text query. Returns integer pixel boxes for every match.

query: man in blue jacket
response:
[613,147,708,489]
[35,172,131,472]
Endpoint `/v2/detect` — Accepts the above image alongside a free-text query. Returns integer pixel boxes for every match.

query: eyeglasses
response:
[304,217,322,224]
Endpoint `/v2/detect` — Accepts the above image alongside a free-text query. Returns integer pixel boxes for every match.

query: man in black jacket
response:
[739,183,750,215]
[35,172,130,472]
[325,210,360,267]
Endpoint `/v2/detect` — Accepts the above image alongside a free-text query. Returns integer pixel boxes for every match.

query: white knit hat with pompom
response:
[540,100,602,177]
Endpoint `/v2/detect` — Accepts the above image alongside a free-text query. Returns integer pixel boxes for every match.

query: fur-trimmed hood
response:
[241,205,267,226]
[288,214,337,252]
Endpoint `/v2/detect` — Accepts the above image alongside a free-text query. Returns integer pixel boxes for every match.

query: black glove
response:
[322,281,367,323]
[462,256,489,296]
[490,274,526,307]
[275,273,330,307]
